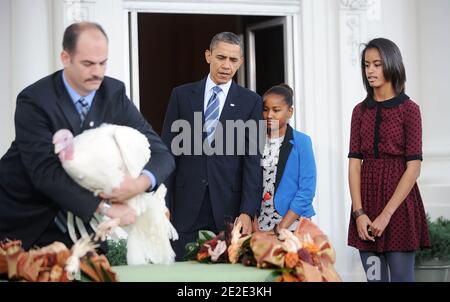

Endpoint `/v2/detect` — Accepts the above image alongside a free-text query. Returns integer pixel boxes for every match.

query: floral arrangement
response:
[184,229,229,263]
[0,237,117,282]
[185,218,341,282]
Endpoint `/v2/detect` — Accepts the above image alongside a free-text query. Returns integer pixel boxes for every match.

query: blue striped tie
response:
[77,98,89,123]
[205,86,222,143]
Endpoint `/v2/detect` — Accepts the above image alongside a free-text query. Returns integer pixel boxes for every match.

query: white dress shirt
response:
[203,74,232,118]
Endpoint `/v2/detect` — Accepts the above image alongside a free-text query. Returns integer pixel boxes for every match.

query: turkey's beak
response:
[54,142,64,154]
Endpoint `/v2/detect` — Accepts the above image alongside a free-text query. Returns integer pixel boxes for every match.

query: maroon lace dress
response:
[347,93,430,252]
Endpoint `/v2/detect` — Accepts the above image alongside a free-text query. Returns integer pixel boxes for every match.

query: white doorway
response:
[123,0,302,130]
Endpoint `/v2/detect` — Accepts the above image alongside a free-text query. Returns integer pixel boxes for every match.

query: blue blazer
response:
[273,125,316,218]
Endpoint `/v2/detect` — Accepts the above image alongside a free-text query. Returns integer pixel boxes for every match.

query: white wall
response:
[416,0,450,219]
[0,0,53,155]
[95,0,127,83]
[375,0,420,101]
[11,0,53,110]
[418,0,450,152]
[0,0,12,156]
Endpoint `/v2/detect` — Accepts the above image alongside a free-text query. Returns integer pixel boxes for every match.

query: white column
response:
[416,0,450,219]
[0,0,12,155]
[337,0,374,281]
[10,0,53,125]
[301,0,361,281]
[11,0,53,103]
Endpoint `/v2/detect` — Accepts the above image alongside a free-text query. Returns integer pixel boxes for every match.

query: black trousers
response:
[172,189,218,261]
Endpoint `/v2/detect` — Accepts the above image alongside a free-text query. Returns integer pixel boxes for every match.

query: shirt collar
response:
[205,74,232,97]
[364,92,409,109]
[62,71,96,106]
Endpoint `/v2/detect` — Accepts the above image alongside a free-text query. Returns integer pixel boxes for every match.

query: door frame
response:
[245,17,294,93]
[123,0,303,128]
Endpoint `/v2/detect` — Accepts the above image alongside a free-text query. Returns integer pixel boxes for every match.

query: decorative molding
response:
[344,14,362,66]
[125,0,301,5]
[64,0,96,25]
[339,1,381,66]
[340,0,370,10]
[123,0,301,15]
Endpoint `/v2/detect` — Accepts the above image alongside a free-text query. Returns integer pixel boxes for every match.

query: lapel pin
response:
[230,103,235,107]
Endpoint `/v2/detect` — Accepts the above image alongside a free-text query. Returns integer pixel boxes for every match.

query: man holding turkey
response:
[0,22,175,251]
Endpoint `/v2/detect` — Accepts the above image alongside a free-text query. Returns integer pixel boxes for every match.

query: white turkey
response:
[52,124,178,265]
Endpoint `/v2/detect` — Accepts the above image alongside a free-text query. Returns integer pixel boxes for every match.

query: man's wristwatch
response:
[99,201,112,216]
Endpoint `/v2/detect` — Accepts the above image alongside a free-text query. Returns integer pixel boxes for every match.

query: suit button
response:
[202,179,208,185]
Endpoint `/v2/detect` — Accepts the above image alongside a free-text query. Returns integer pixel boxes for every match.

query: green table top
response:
[113,261,273,282]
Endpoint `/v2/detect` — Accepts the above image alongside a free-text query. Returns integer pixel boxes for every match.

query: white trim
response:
[123,0,301,15]
[246,17,288,92]
[284,15,296,127]
[245,17,287,31]
[292,11,303,131]
[236,33,246,87]
[123,9,132,98]
[246,26,256,91]
[129,11,140,109]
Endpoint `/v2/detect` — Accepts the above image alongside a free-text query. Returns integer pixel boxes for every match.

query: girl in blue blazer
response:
[257,84,317,234]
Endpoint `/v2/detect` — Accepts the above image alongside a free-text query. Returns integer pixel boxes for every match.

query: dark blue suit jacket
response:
[162,78,263,232]
[0,70,175,249]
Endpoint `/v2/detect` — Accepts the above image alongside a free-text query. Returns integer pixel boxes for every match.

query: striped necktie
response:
[77,97,89,123]
[205,86,222,143]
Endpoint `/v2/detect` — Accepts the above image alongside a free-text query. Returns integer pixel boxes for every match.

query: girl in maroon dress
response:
[347,38,430,282]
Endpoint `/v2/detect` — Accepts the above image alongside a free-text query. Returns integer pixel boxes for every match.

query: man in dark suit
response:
[162,32,263,260]
[0,22,175,250]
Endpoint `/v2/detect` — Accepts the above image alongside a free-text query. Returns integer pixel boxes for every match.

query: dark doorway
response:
[253,25,285,96]
[136,13,284,134]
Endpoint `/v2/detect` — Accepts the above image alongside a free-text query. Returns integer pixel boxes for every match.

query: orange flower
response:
[303,241,320,254]
[196,250,210,262]
[281,272,300,282]
[79,254,118,282]
[3,240,23,279]
[16,252,45,282]
[284,252,299,269]
[49,265,64,282]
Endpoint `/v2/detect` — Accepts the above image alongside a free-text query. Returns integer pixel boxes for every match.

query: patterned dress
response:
[347,93,430,252]
[259,135,300,231]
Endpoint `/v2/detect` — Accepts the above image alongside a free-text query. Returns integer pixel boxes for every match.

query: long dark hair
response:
[361,38,406,98]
